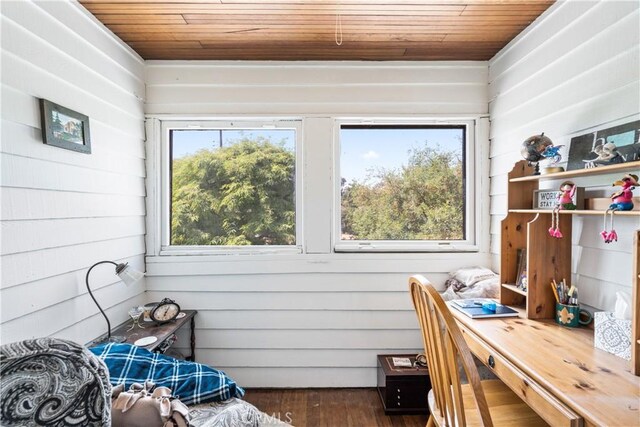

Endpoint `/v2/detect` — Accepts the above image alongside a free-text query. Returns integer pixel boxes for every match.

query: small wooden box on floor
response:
[377,354,431,415]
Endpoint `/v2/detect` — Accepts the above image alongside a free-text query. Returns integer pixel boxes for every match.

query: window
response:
[161,120,302,254]
[335,120,476,252]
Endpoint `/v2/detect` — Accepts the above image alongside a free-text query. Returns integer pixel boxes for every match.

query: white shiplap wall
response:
[145,61,491,387]
[489,0,640,311]
[0,1,146,345]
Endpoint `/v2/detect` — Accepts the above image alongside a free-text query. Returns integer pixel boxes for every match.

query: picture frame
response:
[39,99,91,154]
[533,187,584,209]
[566,120,639,171]
[533,189,560,209]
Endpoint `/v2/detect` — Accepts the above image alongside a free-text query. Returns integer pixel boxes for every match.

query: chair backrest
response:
[0,337,111,426]
[410,275,493,427]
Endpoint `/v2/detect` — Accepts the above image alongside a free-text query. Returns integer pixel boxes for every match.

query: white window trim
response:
[332,118,479,253]
[157,119,304,256]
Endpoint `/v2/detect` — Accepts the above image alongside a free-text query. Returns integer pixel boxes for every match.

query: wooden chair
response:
[409,275,548,427]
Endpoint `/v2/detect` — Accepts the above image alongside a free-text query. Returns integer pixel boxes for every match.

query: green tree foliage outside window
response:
[341,145,464,241]
[171,137,296,246]
[171,135,463,247]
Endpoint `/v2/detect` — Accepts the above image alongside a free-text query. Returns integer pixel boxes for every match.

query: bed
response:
[0,338,291,427]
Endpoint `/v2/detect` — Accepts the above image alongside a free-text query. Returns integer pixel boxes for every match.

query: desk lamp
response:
[86,261,144,343]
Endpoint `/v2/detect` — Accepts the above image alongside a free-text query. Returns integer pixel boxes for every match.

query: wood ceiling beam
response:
[82,4,468,13]
[131,40,505,48]
[139,52,494,61]
[181,15,540,24]
[116,31,521,42]
[81,0,551,4]
[108,24,528,34]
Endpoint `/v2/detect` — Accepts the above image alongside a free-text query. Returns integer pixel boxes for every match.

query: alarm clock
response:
[150,298,181,324]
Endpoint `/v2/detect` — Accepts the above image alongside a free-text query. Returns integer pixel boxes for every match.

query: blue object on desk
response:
[450,301,518,318]
[482,301,497,312]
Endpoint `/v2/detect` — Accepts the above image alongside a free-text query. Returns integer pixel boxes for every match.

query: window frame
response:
[333,118,478,253]
[159,119,303,256]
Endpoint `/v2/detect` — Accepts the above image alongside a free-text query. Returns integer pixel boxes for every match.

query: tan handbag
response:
[111,381,190,427]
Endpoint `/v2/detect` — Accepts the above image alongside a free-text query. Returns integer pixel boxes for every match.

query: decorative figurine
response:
[542,145,563,165]
[521,133,553,175]
[557,181,577,210]
[548,207,562,239]
[521,133,564,175]
[601,174,637,244]
[610,174,638,211]
[602,209,617,244]
[590,142,623,167]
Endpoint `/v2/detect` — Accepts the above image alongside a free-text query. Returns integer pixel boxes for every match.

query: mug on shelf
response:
[556,303,592,328]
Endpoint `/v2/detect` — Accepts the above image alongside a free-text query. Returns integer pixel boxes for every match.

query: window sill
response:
[158,245,303,257]
[144,251,491,276]
[334,242,479,253]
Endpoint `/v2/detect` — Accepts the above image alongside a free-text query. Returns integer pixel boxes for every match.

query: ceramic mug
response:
[556,303,592,327]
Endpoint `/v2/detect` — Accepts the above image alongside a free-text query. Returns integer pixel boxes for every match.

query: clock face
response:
[152,303,180,322]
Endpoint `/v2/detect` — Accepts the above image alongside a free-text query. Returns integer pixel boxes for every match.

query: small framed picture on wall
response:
[39,99,91,154]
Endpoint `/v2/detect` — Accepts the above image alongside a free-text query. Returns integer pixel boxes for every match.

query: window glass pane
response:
[170,129,296,246]
[340,125,465,241]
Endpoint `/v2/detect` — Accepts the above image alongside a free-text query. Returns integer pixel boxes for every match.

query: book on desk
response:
[450,299,519,319]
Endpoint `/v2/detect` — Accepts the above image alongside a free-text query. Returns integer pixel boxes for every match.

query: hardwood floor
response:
[243,388,428,427]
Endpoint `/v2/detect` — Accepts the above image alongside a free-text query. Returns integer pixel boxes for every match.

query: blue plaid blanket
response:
[90,343,244,405]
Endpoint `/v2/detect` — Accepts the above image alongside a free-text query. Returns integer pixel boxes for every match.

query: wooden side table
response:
[377,354,431,415]
[89,310,198,361]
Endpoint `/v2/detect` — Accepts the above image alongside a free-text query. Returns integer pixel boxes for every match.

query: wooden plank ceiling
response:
[80,0,555,61]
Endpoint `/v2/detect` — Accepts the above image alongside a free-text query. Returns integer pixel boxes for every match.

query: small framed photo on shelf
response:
[533,186,584,209]
[39,99,91,154]
[533,189,560,209]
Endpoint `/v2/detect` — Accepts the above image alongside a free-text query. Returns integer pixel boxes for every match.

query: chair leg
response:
[426,414,435,427]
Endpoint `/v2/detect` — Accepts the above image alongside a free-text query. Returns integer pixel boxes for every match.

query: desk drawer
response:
[459,324,582,427]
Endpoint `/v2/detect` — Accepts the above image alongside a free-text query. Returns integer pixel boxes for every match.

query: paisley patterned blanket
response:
[0,338,111,427]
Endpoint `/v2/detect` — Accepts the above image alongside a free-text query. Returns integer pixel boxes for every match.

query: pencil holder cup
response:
[556,303,592,327]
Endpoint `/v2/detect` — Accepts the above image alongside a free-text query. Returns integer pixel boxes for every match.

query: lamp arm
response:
[86,260,118,339]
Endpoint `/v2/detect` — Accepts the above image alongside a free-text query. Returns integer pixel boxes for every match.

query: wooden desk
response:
[450,305,640,427]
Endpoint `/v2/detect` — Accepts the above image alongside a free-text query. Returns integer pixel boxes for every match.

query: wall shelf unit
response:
[509,161,640,182]
[500,160,640,375]
[509,209,639,216]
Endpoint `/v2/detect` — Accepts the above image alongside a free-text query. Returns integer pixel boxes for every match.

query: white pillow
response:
[450,266,497,287]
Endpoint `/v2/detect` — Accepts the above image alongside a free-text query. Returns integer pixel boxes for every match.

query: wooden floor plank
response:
[243,388,429,427]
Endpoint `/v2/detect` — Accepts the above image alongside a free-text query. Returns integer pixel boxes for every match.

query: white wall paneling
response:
[0,0,146,345]
[1,188,145,220]
[488,0,640,311]
[145,61,488,116]
[145,60,490,386]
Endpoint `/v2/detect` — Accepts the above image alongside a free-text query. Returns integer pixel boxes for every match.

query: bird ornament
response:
[602,173,638,243]
[610,173,638,211]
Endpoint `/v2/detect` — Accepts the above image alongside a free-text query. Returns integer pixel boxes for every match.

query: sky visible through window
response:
[171,127,463,183]
[172,129,296,158]
[340,127,463,183]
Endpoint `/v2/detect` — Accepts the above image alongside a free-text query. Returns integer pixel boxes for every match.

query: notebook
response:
[450,299,519,319]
